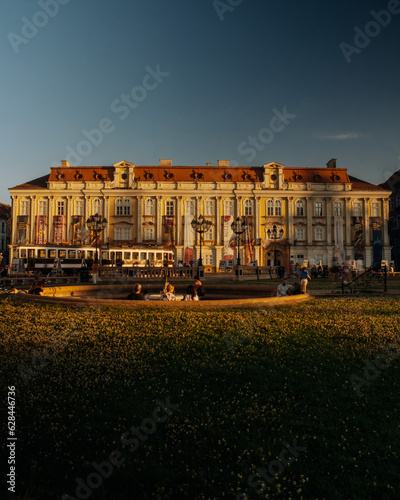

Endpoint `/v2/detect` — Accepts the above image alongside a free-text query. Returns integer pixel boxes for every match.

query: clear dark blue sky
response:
[1,0,399,202]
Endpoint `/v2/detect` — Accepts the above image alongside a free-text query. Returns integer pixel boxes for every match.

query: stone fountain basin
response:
[15,284,311,309]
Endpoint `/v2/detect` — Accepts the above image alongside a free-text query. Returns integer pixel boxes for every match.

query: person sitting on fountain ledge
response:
[162,283,176,301]
[276,279,292,297]
[183,285,199,301]
[127,283,145,300]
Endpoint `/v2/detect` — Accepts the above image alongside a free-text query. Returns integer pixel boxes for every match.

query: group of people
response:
[276,265,311,296]
[126,275,204,302]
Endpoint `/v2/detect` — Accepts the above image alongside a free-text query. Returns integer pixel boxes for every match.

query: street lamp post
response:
[191,215,212,268]
[231,217,248,267]
[267,224,284,266]
[86,213,108,263]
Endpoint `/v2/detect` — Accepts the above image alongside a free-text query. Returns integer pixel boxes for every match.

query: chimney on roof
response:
[326,158,336,168]
[218,160,229,167]
[61,160,70,167]
[159,159,172,166]
[206,162,211,167]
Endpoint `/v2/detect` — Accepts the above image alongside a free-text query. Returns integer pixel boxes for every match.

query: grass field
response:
[1,296,400,499]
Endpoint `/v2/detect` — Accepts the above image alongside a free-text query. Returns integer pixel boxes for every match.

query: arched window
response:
[224,200,234,216]
[352,201,362,217]
[275,199,282,216]
[92,198,102,215]
[20,199,30,216]
[185,199,195,216]
[38,198,48,216]
[296,200,304,216]
[315,201,323,217]
[333,201,342,217]
[145,198,155,216]
[115,198,123,216]
[371,202,380,217]
[267,200,274,216]
[244,199,253,216]
[74,199,84,216]
[204,199,214,216]
[123,199,131,216]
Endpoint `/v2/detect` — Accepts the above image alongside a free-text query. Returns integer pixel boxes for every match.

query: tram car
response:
[9,245,175,275]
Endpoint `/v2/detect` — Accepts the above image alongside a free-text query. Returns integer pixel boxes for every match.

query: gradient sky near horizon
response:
[1,0,399,204]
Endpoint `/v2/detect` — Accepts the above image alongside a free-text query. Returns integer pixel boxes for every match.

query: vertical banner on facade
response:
[72,216,83,242]
[36,215,46,244]
[223,216,234,260]
[352,216,364,260]
[334,217,344,264]
[53,215,64,244]
[17,216,29,244]
[183,215,194,265]
[371,217,383,268]
[163,217,174,250]
[243,215,254,265]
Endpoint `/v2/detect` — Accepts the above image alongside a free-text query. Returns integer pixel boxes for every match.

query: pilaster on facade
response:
[104,196,110,243]
[216,196,222,246]
[345,198,351,246]
[325,197,332,245]
[176,196,182,246]
[48,196,54,242]
[156,196,162,245]
[382,197,390,246]
[363,197,370,246]
[11,196,17,245]
[30,196,36,244]
[136,196,143,243]
[66,196,72,242]
[287,197,294,244]
[254,196,260,241]
[306,197,312,245]
[236,196,242,218]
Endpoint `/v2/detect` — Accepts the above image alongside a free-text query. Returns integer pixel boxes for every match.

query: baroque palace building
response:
[8,158,391,270]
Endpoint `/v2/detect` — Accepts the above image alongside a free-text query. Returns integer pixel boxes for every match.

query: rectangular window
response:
[58,250,66,258]
[38,201,47,216]
[38,249,46,258]
[205,254,214,265]
[224,200,234,216]
[74,200,84,216]
[204,200,214,216]
[124,252,131,260]
[186,201,195,216]
[144,226,155,240]
[352,202,362,217]
[57,200,65,216]
[48,249,56,258]
[371,203,380,217]
[295,228,305,241]
[68,250,76,258]
[204,226,214,240]
[20,201,29,215]
[334,203,342,217]
[166,201,174,216]
[315,228,324,241]
[315,202,323,216]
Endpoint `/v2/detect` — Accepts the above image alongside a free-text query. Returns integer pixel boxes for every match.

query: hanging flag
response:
[223,215,234,260]
[184,215,194,265]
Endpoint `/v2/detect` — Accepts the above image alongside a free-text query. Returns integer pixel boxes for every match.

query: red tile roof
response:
[349,176,389,192]
[10,174,49,190]
[0,203,11,219]
[8,165,386,191]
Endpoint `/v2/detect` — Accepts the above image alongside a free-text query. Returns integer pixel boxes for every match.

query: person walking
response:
[92,261,99,284]
[299,265,311,293]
